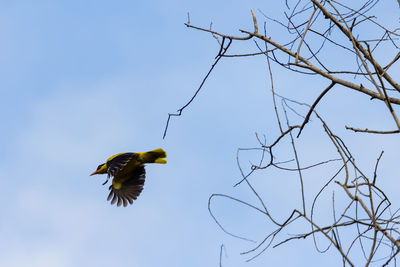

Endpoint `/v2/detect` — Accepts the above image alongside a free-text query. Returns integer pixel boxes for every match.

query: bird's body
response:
[90,148,167,207]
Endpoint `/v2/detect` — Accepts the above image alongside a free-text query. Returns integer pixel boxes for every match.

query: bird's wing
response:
[106,153,135,177]
[107,165,146,207]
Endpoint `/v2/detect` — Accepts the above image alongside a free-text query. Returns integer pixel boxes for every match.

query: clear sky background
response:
[1,1,399,267]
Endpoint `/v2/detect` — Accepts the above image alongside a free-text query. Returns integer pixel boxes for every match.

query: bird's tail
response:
[139,148,167,164]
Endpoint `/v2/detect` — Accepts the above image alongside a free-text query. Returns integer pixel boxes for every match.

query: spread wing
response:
[107,165,146,207]
[106,153,135,177]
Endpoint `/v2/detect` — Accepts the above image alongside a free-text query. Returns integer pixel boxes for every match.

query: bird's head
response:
[90,163,107,176]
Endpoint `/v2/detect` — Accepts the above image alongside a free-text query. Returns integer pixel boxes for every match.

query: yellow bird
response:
[90,148,167,207]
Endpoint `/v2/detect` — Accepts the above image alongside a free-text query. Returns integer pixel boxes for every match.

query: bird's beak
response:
[90,170,97,176]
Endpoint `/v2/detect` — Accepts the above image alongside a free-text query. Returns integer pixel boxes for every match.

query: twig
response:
[163,37,232,138]
[297,81,336,137]
[345,127,400,134]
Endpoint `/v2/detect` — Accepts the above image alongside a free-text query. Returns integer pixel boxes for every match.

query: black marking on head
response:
[97,164,105,170]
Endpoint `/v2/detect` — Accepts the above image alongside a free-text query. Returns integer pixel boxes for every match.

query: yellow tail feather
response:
[154,158,167,164]
[149,148,167,158]
[138,148,167,164]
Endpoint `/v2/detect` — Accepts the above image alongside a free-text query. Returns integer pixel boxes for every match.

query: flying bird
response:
[90,148,167,207]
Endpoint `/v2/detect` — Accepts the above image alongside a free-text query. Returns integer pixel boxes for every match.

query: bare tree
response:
[165,1,400,266]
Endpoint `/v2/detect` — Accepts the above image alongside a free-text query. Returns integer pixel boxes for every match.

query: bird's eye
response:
[97,164,104,170]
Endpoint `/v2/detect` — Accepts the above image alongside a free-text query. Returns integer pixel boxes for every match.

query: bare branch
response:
[163,37,232,139]
[297,81,336,137]
[170,2,400,265]
[345,126,400,134]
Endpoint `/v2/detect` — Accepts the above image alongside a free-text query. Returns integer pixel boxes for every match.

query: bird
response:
[90,148,167,207]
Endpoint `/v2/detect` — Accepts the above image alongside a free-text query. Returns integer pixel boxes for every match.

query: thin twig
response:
[297,81,336,137]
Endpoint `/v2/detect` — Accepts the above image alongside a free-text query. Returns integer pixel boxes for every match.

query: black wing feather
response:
[107,165,146,207]
[107,153,135,177]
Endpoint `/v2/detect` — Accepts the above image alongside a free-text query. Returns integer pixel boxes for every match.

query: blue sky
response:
[1,1,399,266]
